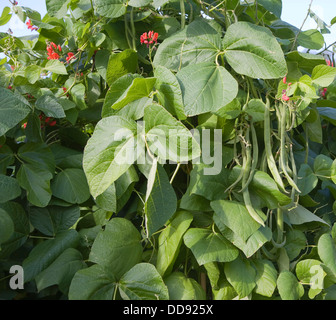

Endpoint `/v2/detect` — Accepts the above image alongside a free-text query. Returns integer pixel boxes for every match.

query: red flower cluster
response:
[326,59,334,67]
[140,31,159,47]
[282,92,290,101]
[23,114,56,129]
[66,52,75,63]
[47,42,61,60]
[321,87,328,99]
[26,19,38,32]
[281,76,292,101]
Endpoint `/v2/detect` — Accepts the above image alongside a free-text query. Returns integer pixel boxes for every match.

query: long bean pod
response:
[264,98,287,193]
[240,121,258,192]
[278,103,301,193]
[241,126,265,226]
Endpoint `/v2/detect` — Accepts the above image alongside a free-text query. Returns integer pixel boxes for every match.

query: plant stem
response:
[130,7,137,51]
[170,163,181,184]
[180,0,186,29]
[291,0,313,51]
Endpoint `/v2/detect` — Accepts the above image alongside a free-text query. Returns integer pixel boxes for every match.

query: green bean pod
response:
[264,98,287,193]
[241,126,265,226]
[278,103,301,193]
[240,121,258,193]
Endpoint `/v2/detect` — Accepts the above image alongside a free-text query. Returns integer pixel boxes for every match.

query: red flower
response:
[66,52,75,63]
[140,31,159,47]
[26,19,38,31]
[282,93,290,101]
[46,43,61,60]
[282,76,287,84]
[8,85,12,90]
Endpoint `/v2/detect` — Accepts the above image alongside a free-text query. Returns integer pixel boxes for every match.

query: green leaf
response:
[285,204,329,226]
[69,264,117,300]
[25,65,42,84]
[248,169,292,209]
[95,183,117,212]
[154,65,186,120]
[297,164,318,196]
[176,62,238,116]
[164,272,206,300]
[51,169,91,204]
[71,83,87,110]
[222,22,287,79]
[18,142,55,173]
[46,0,70,18]
[35,95,66,118]
[104,96,152,120]
[0,202,29,259]
[0,174,21,203]
[277,271,304,300]
[106,49,138,86]
[92,32,106,47]
[156,210,193,276]
[318,233,336,277]
[128,0,152,7]
[0,208,14,248]
[297,29,324,50]
[17,165,52,208]
[0,87,31,136]
[286,51,326,74]
[188,165,231,201]
[0,7,12,26]
[253,259,278,298]
[144,104,201,162]
[220,225,272,258]
[35,248,86,294]
[0,145,14,175]
[314,154,333,180]
[244,99,265,122]
[144,163,177,237]
[153,20,222,72]
[16,143,55,207]
[83,116,140,198]
[258,0,282,18]
[103,76,156,113]
[296,259,325,299]
[23,230,79,282]
[215,98,241,119]
[183,228,239,265]
[283,229,306,262]
[29,206,80,237]
[119,263,169,300]
[45,59,68,75]
[211,200,262,242]
[224,256,256,299]
[89,218,143,279]
[312,65,336,87]
[95,49,110,80]
[93,0,127,18]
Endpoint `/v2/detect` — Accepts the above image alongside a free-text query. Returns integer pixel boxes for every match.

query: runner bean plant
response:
[0,0,336,300]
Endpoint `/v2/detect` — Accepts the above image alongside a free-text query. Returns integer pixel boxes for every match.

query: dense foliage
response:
[1,0,336,300]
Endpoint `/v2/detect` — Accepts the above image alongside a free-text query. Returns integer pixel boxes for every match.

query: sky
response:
[0,0,335,45]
